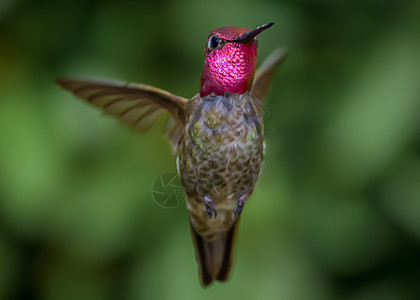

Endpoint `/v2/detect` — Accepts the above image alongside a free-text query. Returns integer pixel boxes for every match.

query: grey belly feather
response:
[179,91,264,241]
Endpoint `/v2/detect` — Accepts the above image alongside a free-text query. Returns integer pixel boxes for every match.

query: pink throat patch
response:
[200,42,257,97]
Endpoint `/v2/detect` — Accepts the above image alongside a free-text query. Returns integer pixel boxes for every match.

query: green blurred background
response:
[1,0,420,299]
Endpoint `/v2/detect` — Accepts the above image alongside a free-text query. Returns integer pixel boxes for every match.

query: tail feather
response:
[216,219,238,281]
[190,218,240,286]
[191,226,213,286]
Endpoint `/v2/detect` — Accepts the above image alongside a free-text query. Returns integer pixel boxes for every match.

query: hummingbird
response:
[56,22,286,286]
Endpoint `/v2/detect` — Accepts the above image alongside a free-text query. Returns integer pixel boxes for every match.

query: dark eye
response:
[208,36,220,50]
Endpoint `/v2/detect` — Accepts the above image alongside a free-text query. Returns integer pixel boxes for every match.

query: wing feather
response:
[251,48,288,101]
[56,77,189,150]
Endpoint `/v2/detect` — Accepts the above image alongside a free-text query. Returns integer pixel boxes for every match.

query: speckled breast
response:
[178,91,264,240]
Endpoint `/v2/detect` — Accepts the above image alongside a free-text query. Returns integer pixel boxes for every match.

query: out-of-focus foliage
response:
[1,0,420,299]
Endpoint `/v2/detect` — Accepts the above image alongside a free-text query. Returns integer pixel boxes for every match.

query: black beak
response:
[234,22,274,44]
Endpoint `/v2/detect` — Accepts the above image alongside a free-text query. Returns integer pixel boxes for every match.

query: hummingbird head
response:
[200,22,274,97]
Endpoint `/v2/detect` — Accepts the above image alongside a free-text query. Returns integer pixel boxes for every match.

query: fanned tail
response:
[189,218,240,286]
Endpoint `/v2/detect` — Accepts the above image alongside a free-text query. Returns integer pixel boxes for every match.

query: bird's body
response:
[180,91,264,240]
[180,91,264,283]
[56,23,286,286]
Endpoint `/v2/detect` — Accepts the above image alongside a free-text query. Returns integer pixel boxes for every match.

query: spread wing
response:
[56,77,189,151]
[251,48,288,101]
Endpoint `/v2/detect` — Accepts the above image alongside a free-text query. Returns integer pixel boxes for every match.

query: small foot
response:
[234,194,246,218]
[204,195,217,219]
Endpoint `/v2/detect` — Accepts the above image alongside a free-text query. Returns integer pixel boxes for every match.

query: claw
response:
[204,195,217,219]
[234,194,246,218]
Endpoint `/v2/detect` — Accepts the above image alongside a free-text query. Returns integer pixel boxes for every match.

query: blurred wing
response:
[56,77,189,150]
[251,48,288,101]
